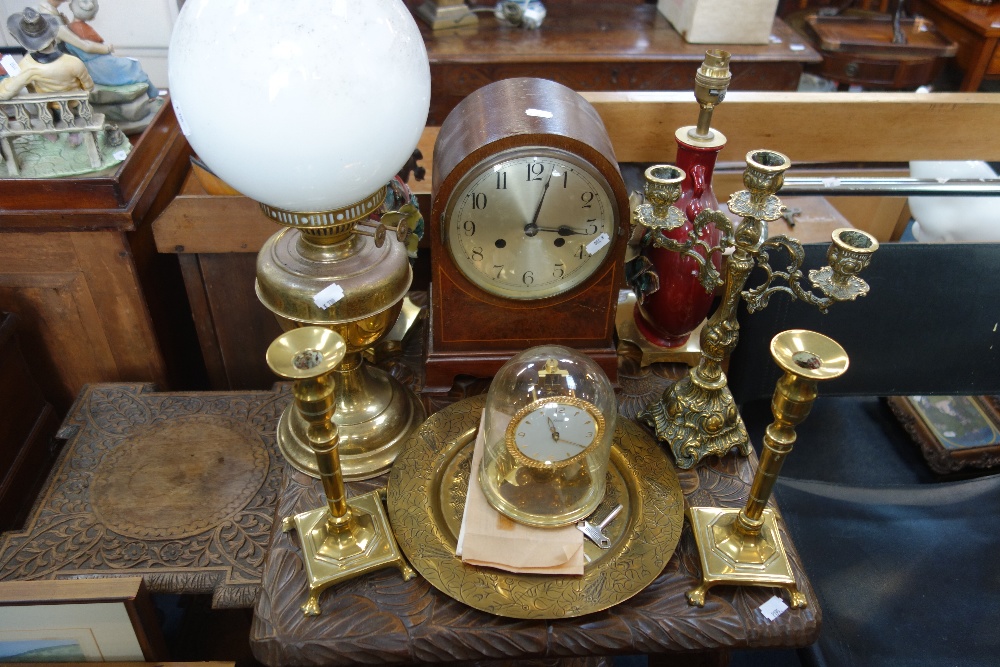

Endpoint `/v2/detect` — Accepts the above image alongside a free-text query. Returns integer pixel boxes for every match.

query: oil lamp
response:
[168,0,430,479]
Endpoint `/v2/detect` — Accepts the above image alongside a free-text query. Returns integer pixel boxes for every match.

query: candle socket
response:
[268,326,414,617]
[685,329,849,608]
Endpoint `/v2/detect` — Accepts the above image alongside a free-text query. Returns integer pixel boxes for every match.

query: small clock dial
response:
[445,147,617,300]
[508,397,604,465]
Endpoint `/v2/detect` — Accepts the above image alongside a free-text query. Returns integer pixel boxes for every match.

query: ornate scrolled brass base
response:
[639,373,751,469]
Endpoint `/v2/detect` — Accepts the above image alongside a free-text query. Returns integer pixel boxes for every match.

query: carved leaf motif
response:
[0,516,104,580]
[87,387,149,436]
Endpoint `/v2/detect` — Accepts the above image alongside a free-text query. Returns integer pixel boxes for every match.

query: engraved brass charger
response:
[386,395,684,619]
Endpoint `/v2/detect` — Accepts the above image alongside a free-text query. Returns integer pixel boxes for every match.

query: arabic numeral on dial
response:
[562,169,569,188]
[527,162,544,181]
[522,270,534,285]
[586,219,598,235]
[471,247,483,261]
[493,265,504,279]
[581,192,595,208]
[496,171,507,189]
[553,262,565,278]
[462,220,476,236]
[576,245,586,259]
[471,193,487,209]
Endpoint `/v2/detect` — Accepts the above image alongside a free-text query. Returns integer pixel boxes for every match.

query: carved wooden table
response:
[406,2,821,124]
[250,355,821,665]
[0,383,290,608]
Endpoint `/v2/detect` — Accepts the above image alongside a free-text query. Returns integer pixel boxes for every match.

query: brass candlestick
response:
[268,326,414,617]
[686,329,849,608]
[639,150,878,468]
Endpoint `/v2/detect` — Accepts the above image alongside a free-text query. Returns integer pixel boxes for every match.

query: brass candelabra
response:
[638,150,878,469]
[686,328,849,608]
[268,326,414,617]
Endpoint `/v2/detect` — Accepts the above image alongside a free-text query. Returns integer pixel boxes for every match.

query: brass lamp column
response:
[268,326,414,617]
[256,197,426,481]
[686,329,849,608]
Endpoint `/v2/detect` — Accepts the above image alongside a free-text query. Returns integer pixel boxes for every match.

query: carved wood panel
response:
[0,383,290,609]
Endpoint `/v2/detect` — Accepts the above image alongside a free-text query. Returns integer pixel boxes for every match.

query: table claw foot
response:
[282,516,296,532]
[301,591,322,616]
[686,583,710,607]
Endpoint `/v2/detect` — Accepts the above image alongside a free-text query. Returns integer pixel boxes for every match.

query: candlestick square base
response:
[685,506,806,609]
[282,489,414,616]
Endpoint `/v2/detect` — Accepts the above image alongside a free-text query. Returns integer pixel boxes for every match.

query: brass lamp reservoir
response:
[479,345,617,528]
[256,190,425,480]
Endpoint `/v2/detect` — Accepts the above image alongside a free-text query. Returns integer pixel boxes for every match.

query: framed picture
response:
[0,577,166,662]
[887,395,1000,475]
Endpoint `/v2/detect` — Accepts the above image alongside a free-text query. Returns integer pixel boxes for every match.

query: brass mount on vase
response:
[686,329,849,608]
[256,186,426,481]
[685,49,731,146]
[638,150,878,469]
[268,326,415,617]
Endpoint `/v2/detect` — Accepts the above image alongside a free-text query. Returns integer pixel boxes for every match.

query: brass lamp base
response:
[615,291,705,367]
[277,371,425,480]
[685,506,806,608]
[282,489,415,616]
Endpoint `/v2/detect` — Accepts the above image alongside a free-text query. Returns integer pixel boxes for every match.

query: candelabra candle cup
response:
[643,165,686,220]
[685,329,849,609]
[745,150,790,201]
[269,326,414,617]
[811,228,880,302]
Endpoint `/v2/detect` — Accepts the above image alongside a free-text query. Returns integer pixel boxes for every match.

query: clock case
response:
[426,78,629,397]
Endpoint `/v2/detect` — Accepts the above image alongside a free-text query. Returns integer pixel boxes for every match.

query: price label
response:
[313,282,345,310]
[759,596,789,621]
[586,232,611,256]
[172,102,191,136]
[1,54,21,76]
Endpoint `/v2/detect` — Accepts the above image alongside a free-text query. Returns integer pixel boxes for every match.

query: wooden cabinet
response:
[0,312,59,532]
[0,104,202,412]
[406,1,821,124]
[914,0,1000,91]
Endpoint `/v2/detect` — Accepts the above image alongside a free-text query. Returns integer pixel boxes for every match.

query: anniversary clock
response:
[425,78,629,399]
[479,346,617,527]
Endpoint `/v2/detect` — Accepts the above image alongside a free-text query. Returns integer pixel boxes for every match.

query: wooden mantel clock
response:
[424,78,629,401]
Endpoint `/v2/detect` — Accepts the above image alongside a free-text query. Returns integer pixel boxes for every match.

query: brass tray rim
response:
[386,394,684,620]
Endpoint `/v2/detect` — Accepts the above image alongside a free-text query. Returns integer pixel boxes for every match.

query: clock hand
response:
[523,166,555,237]
[560,438,589,449]
[531,225,592,236]
[546,417,560,441]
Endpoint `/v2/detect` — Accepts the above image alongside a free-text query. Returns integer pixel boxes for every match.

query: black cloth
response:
[776,474,1000,667]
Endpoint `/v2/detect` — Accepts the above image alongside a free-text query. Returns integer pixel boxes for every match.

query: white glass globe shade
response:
[168,0,430,212]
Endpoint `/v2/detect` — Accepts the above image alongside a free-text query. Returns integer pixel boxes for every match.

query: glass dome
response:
[168,0,431,213]
[479,345,617,527]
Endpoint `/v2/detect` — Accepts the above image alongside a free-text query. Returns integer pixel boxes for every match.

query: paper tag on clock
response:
[585,232,610,256]
[313,282,344,310]
[0,55,21,76]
